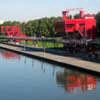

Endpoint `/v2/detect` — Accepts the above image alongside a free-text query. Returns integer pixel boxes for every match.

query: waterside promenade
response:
[0,43,100,73]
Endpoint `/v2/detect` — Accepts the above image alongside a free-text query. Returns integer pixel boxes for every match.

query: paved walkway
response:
[0,43,100,73]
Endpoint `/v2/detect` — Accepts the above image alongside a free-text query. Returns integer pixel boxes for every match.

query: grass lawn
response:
[20,41,64,48]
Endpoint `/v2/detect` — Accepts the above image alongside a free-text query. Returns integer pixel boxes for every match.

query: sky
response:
[0,0,100,22]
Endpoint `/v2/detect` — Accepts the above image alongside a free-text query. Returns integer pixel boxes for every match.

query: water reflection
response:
[0,49,98,94]
[0,49,99,100]
[56,69,97,94]
[0,50,20,60]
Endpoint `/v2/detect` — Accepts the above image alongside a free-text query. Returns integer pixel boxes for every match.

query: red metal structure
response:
[0,26,26,37]
[1,26,21,37]
[55,9,96,39]
[0,26,27,42]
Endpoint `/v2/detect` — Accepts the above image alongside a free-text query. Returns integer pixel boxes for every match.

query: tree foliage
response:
[1,13,100,37]
[1,17,61,37]
[74,14,80,19]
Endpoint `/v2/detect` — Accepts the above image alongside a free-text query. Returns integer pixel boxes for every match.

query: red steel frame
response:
[1,26,22,37]
[0,26,27,42]
[55,9,96,39]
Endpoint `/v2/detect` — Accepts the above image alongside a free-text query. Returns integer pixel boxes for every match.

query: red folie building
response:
[0,26,26,37]
[1,26,21,36]
[0,26,27,42]
[55,9,96,39]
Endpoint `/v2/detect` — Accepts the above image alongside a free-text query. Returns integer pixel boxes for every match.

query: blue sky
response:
[0,0,100,21]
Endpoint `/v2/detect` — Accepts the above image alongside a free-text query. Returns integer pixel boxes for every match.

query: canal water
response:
[0,49,100,100]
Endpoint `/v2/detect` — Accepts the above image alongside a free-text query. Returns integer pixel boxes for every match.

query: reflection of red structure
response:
[55,9,96,39]
[0,26,27,42]
[66,75,97,93]
[1,51,20,60]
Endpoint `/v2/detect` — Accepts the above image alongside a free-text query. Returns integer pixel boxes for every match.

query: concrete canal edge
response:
[0,43,100,74]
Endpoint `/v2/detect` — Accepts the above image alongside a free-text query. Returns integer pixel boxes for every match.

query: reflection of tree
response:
[56,69,97,93]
